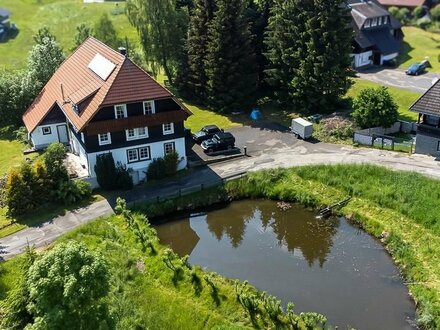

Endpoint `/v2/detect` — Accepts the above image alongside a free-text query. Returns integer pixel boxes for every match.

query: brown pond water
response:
[155,200,416,330]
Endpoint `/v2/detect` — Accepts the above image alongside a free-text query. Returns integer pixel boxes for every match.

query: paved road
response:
[357,67,440,93]
[2,126,440,260]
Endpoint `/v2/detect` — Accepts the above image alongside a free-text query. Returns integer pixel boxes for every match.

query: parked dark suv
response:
[192,125,223,143]
[201,132,235,153]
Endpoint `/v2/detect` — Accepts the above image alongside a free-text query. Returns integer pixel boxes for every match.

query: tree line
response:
[127,0,353,115]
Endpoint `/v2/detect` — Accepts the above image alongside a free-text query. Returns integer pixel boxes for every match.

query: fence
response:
[127,171,248,208]
[353,120,416,153]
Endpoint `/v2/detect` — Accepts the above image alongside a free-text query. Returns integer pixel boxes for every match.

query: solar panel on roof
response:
[88,53,116,81]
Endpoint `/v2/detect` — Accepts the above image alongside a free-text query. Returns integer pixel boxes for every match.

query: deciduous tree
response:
[26,242,112,329]
[72,24,93,51]
[126,0,188,84]
[94,14,120,49]
[352,86,398,128]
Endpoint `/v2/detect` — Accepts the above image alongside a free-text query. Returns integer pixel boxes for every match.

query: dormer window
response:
[371,17,377,27]
[114,104,127,119]
[378,17,382,25]
[383,16,389,24]
[364,19,370,28]
[143,101,155,115]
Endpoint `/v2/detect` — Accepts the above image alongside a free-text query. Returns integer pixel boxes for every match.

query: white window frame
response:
[139,146,151,160]
[98,132,111,146]
[126,127,149,141]
[164,142,175,155]
[383,16,389,24]
[114,104,127,119]
[127,148,139,163]
[364,19,370,28]
[378,17,382,25]
[143,101,155,115]
[42,126,51,135]
[162,122,174,135]
[371,17,377,27]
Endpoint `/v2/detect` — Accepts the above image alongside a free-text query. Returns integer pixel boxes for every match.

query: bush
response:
[43,142,68,185]
[4,168,33,216]
[413,5,425,19]
[94,153,133,190]
[55,180,92,204]
[352,86,398,129]
[147,152,179,181]
[417,17,432,29]
[388,6,399,18]
[431,4,440,21]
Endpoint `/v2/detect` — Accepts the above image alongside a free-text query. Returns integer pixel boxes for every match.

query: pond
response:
[155,200,416,329]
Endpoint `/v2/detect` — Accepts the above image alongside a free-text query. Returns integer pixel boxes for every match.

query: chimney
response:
[118,47,127,56]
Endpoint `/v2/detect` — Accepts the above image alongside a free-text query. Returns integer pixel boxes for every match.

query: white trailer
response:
[291,118,313,140]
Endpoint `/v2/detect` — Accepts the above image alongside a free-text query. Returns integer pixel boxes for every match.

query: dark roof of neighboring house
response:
[23,37,190,133]
[0,8,10,18]
[350,1,390,27]
[410,79,440,116]
[377,0,427,7]
[363,29,401,54]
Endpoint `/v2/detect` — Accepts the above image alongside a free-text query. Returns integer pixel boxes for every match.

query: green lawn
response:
[397,26,440,73]
[0,139,28,175]
[0,0,138,71]
[347,79,420,122]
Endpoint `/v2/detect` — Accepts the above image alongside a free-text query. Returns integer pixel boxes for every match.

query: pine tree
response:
[265,0,352,113]
[185,0,216,101]
[205,0,258,113]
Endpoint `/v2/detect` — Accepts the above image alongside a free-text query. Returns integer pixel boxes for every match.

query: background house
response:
[22,37,192,185]
[348,0,403,68]
[376,0,431,9]
[410,79,440,156]
[0,8,10,41]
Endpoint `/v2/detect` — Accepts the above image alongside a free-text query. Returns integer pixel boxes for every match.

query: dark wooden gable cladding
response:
[40,104,66,125]
[84,110,189,135]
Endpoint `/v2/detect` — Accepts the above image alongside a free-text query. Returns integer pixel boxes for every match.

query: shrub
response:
[352,86,398,128]
[147,152,179,180]
[417,17,432,29]
[431,4,440,21]
[55,180,92,204]
[4,168,33,215]
[413,5,425,19]
[43,142,68,185]
[388,6,399,18]
[115,162,133,190]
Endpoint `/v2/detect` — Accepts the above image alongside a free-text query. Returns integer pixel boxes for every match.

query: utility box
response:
[291,118,313,140]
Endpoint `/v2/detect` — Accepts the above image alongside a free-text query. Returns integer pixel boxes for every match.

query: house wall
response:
[91,98,181,122]
[353,51,373,68]
[380,52,398,65]
[87,137,187,184]
[31,123,67,150]
[85,121,185,153]
[415,133,440,156]
[70,129,89,172]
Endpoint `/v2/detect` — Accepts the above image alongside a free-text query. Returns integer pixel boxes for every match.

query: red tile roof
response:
[377,0,427,7]
[23,37,188,133]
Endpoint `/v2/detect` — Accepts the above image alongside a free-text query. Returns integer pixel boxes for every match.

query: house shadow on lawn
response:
[396,41,415,67]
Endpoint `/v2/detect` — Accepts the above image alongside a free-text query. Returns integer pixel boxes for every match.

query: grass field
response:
[398,26,440,73]
[226,165,440,329]
[347,79,420,122]
[0,0,138,71]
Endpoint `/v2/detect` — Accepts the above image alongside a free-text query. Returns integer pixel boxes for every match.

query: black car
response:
[192,125,223,143]
[201,132,235,153]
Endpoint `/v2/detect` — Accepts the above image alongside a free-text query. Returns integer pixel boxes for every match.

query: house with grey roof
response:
[410,79,440,156]
[347,0,403,68]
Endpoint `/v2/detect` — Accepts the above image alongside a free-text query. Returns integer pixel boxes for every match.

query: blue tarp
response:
[250,108,262,121]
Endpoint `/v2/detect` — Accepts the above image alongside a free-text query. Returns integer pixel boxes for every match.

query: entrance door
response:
[373,52,381,65]
[57,124,69,144]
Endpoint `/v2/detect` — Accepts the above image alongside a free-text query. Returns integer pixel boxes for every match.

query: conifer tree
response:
[185,0,216,101]
[265,0,352,113]
[205,0,258,113]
